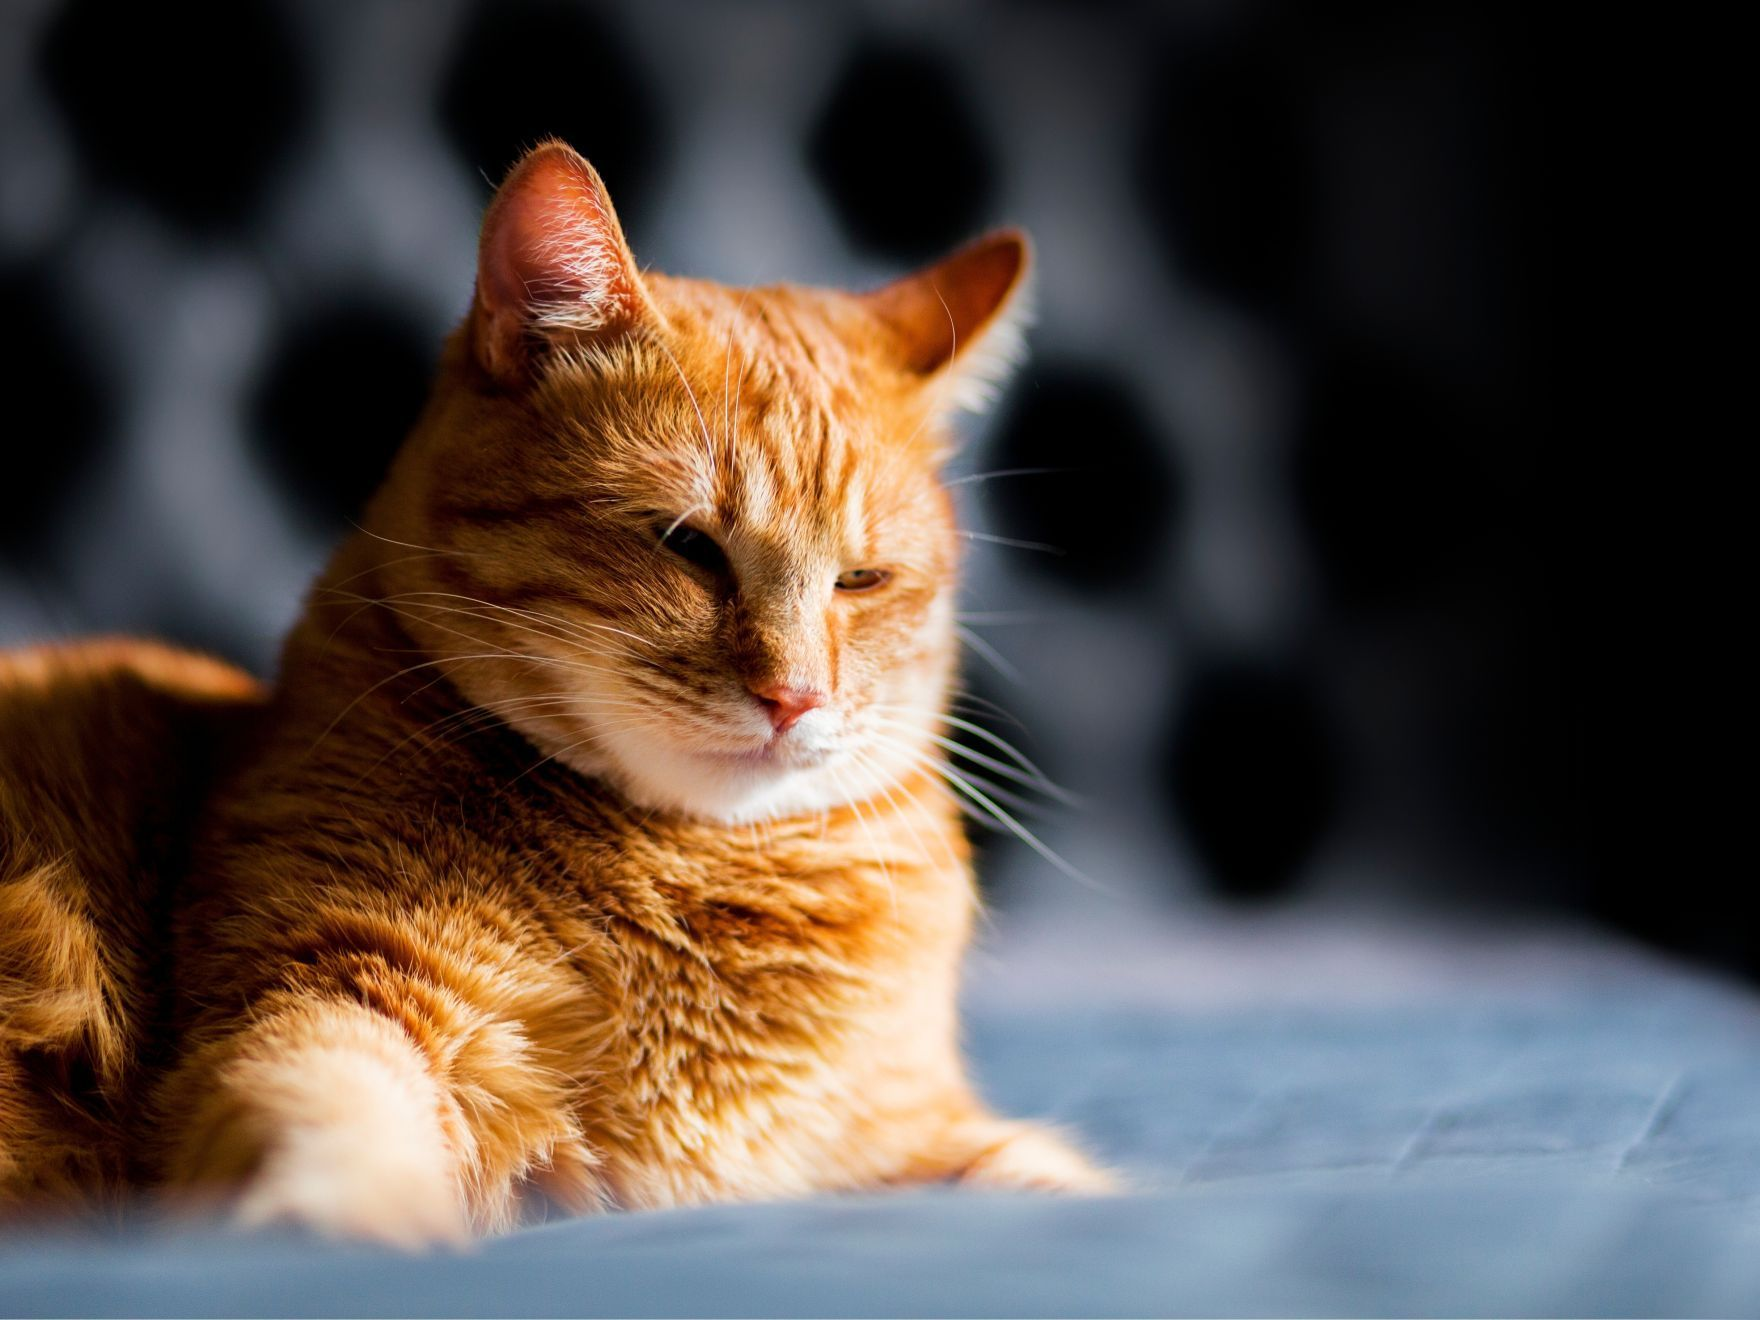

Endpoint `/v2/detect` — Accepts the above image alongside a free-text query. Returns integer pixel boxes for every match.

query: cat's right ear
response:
[470,141,654,388]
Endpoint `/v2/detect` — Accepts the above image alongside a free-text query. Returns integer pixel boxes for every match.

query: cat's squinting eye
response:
[835,568,891,593]
[658,524,731,579]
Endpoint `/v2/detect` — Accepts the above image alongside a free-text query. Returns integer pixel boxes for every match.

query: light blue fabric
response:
[4,922,1757,1317]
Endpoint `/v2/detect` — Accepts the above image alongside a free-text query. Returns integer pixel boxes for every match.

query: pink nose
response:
[750,681,827,734]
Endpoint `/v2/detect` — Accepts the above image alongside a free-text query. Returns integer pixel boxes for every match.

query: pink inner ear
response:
[863,232,1028,376]
[474,146,642,381]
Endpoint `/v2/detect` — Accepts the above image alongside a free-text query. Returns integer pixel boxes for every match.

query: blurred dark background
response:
[0,5,1652,973]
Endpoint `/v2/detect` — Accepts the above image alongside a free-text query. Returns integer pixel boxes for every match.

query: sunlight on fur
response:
[0,141,1113,1245]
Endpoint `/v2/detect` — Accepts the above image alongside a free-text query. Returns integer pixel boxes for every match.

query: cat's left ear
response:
[470,140,656,388]
[858,229,1032,413]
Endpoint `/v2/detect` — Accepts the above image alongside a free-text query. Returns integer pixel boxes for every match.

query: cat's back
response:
[0,639,264,1210]
[1,639,265,874]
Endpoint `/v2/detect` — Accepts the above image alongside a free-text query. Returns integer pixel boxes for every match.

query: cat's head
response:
[364,141,1027,822]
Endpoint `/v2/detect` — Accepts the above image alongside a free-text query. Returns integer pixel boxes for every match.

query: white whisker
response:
[930,759,1099,893]
[956,626,1026,685]
[871,720,1080,808]
[955,529,1065,554]
[942,467,1069,489]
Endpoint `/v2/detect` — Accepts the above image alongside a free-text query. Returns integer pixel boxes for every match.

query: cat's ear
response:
[470,141,654,387]
[859,229,1032,413]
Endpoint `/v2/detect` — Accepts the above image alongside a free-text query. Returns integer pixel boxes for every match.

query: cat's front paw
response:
[231,1128,470,1250]
[958,1122,1121,1195]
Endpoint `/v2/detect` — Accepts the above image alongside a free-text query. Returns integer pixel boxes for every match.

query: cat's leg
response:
[943,1116,1120,1193]
[2,641,264,1215]
[0,1031,114,1212]
[0,865,132,1213]
[161,1000,474,1247]
[887,1101,1120,1194]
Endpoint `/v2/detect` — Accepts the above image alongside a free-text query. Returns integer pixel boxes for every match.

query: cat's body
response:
[0,143,1107,1242]
[0,641,263,1209]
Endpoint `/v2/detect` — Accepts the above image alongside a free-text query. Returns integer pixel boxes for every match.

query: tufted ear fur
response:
[858,229,1032,413]
[470,141,654,387]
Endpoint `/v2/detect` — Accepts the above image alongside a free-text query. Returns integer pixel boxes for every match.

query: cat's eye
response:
[659,524,731,579]
[835,568,891,593]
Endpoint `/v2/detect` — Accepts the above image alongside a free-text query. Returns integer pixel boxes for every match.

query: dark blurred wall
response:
[0,5,1635,968]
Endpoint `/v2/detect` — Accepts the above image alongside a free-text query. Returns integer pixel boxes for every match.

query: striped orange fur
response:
[0,141,1110,1243]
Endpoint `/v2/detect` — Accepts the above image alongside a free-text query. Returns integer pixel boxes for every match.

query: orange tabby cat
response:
[0,141,1110,1244]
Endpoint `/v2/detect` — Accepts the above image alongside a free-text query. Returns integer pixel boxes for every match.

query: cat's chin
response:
[516,717,911,825]
[697,738,833,773]
[604,750,856,825]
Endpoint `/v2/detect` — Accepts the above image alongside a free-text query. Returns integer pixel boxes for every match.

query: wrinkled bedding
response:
[3,909,1757,1317]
